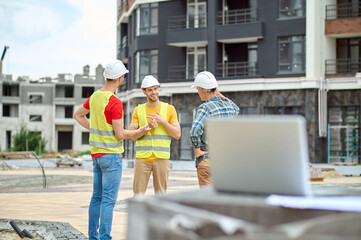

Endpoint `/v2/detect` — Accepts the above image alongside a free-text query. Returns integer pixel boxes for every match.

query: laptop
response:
[206,115,312,196]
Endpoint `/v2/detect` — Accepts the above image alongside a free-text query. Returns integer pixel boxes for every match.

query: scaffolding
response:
[327,124,361,164]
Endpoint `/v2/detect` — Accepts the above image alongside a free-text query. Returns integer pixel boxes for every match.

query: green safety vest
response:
[135,102,171,159]
[89,91,124,154]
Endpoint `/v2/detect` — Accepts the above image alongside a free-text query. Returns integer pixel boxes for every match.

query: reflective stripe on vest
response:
[138,135,172,141]
[90,128,116,136]
[89,91,124,154]
[135,146,170,152]
[135,102,171,159]
[89,141,123,148]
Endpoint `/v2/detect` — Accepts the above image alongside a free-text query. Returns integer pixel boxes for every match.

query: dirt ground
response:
[0,165,360,239]
[0,166,199,239]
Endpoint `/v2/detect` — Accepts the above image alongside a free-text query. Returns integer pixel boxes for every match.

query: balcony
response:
[217,8,257,25]
[326,3,361,20]
[167,65,207,81]
[117,37,129,63]
[325,3,361,37]
[216,9,262,43]
[168,14,207,29]
[216,62,257,78]
[325,58,361,76]
[167,14,208,47]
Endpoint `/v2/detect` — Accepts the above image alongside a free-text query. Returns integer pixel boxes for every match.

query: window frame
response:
[278,35,305,74]
[186,46,207,79]
[82,132,90,145]
[135,49,158,84]
[136,3,158,36]
[28,93,44,104]
[29,115,42,122]
[278,0,306,19]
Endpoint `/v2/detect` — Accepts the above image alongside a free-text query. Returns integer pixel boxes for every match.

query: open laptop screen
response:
[206,115,311,196]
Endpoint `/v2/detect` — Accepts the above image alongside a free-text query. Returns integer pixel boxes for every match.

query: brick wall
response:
[325,17,361,35]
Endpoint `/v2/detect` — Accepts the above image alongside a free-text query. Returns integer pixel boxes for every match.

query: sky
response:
[0,0,117,79]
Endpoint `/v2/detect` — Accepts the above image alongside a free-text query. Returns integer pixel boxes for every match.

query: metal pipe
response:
[10,220,24,238]
[31,151,47,188]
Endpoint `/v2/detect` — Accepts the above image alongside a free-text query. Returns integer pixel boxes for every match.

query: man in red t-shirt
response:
[73,60,150,240]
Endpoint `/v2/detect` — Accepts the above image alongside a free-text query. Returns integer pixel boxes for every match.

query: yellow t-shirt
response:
[132,103,178,162]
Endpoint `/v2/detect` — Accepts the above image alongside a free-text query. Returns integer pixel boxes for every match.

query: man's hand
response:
[215,89,225,101]
[193,147,208,159]
[138,124,151,134]
[148,118,158,129]
[147,111,165,124]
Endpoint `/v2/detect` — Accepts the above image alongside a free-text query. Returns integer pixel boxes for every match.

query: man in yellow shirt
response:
[129,75,181,195]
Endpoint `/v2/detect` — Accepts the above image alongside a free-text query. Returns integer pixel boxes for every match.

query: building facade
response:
[0,65,104,153]
[1,0,360,164]
[116,0,361,163]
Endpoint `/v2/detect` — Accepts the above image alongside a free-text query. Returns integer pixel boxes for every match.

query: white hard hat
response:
[141,75,160,89]
[191,71,219,89]
[103,60,129,79]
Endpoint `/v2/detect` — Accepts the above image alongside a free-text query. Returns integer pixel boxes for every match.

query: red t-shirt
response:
[84,95,123,158]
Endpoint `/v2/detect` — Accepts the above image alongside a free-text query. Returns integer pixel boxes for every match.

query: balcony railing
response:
[168,14,207,29]
[168,65,207,80]
[325,58,361,75]
[216,62,257,78]
[217,8,257,25]
[117,36,128,60]
[326,3,361,20]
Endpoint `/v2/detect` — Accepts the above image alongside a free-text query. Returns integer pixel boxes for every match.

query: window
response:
[65,106,73,118]
[187,46,207,79]
[248,43,258,75]
[82,132,90,145]
[29,94,43,104]
[187,0,207,28]
[82,87,94,98]
[56,105,73,118]
[335,38,361,74]
[6,131,11,150]
[136,3,158,36]
[2,83,19,96]
[178,108,196,160]
[279,36,305,73]
[3,105,10,117]
[2,104,18,117]
[279,0,305,19]
[56,85,74,98]
[30,115,42,122]
[135,50,158,83]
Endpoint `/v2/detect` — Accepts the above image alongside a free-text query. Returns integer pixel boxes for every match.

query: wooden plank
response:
[0,152,34,160]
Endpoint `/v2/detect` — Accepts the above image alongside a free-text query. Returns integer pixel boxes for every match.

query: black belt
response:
[195,154,209,167]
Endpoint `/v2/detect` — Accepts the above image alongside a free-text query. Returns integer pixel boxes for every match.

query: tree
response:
[12,124,47,155]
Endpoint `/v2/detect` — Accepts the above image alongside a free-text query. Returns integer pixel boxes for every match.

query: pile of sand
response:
[322,170,345,178]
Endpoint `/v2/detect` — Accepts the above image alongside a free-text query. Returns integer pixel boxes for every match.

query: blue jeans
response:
[88,153,122,240]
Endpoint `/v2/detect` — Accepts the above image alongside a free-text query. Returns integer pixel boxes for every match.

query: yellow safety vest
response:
[135,102,171,159]
[89,91,124,154]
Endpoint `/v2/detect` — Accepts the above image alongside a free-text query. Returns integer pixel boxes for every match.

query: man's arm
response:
[147,111,181,140]
[193,147,208,159]
[216,89,226,101]
[113,119,150,141]
[73,105,90,130]
[190,106,208,158]
[217,89,240,114]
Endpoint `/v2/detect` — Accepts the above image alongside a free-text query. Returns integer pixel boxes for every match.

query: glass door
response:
[187,0,207,28]
[186,46,207,79]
